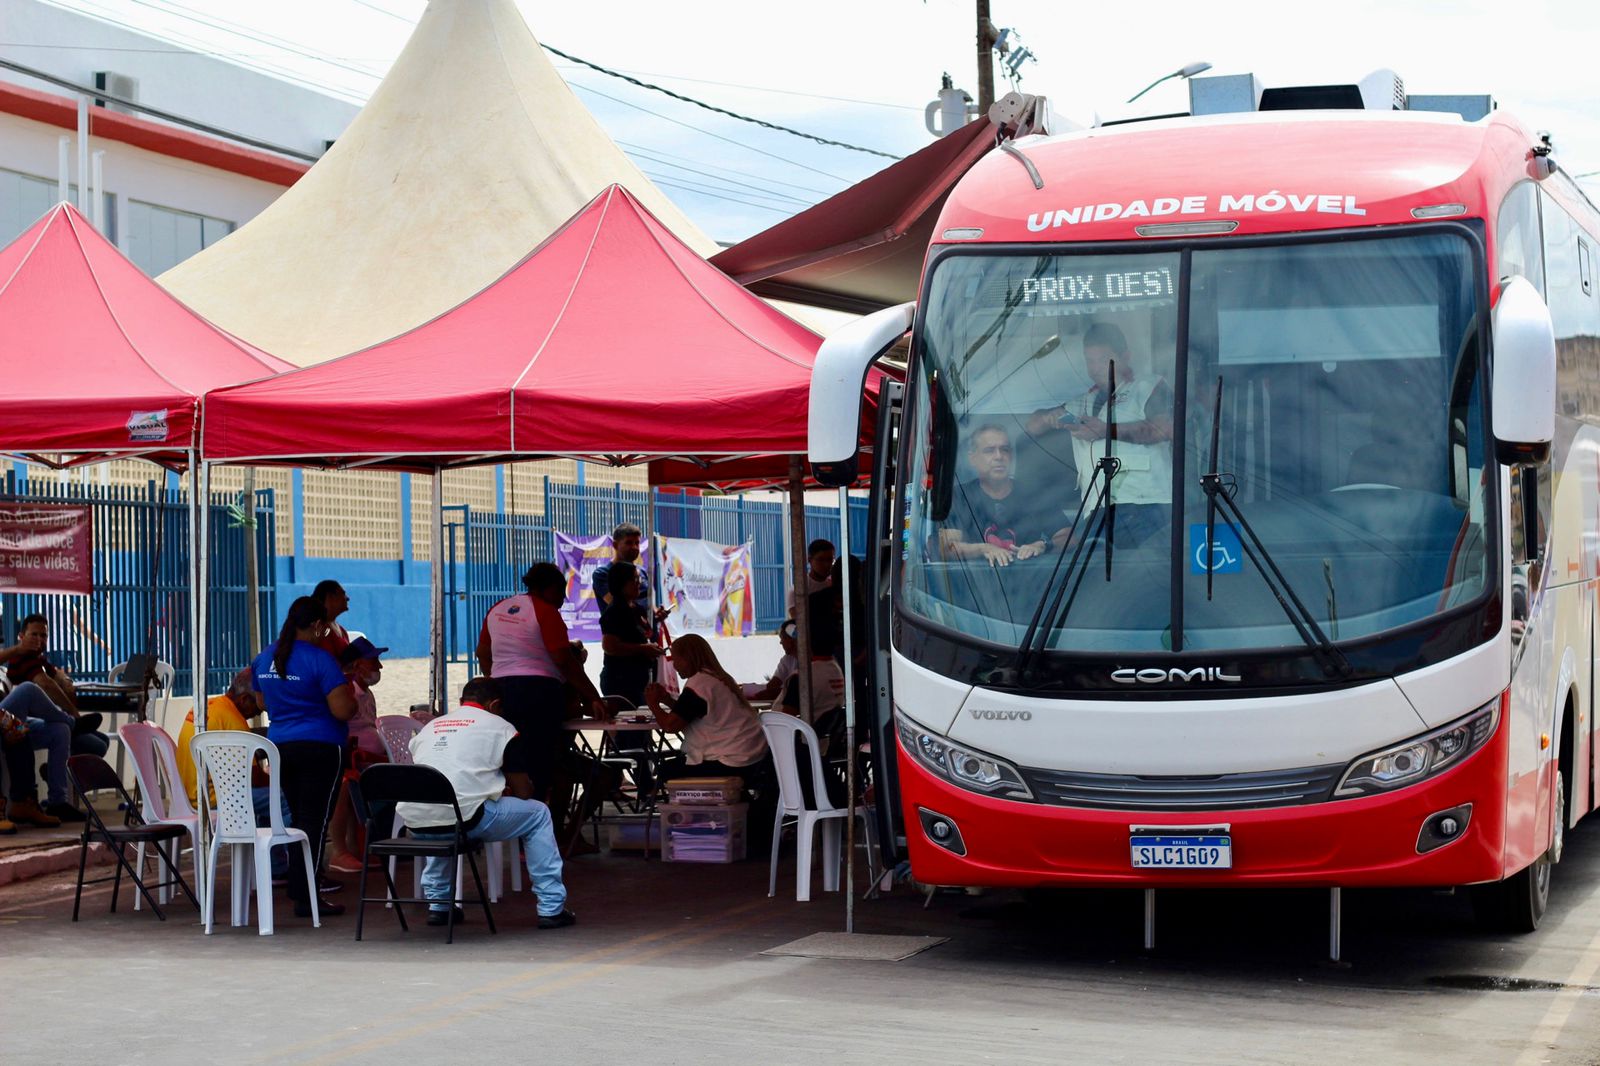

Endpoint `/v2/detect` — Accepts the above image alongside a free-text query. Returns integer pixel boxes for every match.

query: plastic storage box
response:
[659,802,748,863]
[663,776,745,806]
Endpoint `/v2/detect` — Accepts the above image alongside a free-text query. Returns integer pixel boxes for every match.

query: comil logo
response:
[126,409,169,442]
[1111,667,1243,684]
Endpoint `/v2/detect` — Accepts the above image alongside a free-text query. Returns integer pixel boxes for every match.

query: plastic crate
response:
[659,801,748,863]
[663,776,745,806]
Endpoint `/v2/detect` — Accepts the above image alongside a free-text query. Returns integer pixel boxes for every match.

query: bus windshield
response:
[900,231,1490,655]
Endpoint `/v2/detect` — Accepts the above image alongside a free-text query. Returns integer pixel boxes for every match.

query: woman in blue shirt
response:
[252,596,356,918]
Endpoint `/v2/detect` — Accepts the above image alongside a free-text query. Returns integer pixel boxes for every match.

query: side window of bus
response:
[1542,193,1600,420]
[1497,181,1544,294]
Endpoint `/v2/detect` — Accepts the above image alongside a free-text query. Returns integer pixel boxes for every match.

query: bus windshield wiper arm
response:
[1202,376,1351,679]
[1014,360,1121,680]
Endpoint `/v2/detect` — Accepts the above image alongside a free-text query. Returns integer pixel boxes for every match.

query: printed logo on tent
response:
[126,409,169,442]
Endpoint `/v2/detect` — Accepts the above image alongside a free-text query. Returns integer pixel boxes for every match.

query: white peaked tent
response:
[158,0,722,366]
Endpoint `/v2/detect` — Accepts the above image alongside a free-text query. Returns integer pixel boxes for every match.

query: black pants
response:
[275,740,344,904]
[495,675,567,801]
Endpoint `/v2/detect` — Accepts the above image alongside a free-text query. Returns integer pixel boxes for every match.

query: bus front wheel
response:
[1471,770,1564,933]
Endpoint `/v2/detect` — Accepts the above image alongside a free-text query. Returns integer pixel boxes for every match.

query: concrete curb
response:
[0,841,113,887]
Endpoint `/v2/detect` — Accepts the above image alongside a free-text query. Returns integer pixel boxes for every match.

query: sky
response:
[39,0,1600,244]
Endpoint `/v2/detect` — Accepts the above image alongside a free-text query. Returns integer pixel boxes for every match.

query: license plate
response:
[1129,833,1232,869]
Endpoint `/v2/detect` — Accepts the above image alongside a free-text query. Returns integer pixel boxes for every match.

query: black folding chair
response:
[67,754,198,922]
[351,764,496,944]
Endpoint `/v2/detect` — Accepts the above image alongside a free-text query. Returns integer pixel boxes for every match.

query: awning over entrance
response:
[709,95,1050,315]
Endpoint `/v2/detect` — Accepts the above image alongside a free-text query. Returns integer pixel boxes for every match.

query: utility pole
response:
[975,0,999,113]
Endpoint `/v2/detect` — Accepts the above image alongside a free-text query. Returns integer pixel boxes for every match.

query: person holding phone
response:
[939,423,1066,567]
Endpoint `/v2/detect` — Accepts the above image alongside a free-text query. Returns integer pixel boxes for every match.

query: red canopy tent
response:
[0,203,289,469]
[202,185,848,709]
[202,185,827,468]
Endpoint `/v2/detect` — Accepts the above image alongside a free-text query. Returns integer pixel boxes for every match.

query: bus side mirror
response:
[809,302,915,487]
[1491,276,1556,466]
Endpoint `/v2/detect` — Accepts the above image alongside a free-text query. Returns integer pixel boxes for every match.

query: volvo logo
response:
[1111,667,1243,684]
[969,708,1033,721]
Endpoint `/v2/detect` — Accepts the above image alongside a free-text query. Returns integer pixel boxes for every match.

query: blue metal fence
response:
[0,473,277,697]
[442,483,867,667]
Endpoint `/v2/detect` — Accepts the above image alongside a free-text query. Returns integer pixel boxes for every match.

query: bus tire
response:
[1471,768,1564,933]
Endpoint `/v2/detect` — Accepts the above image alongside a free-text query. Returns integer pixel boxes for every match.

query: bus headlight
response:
[895,710,1033,801]
[1334,699,1500,798]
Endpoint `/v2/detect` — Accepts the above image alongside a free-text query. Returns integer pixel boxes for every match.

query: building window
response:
[124,199,233,275]
[0,167,115,247]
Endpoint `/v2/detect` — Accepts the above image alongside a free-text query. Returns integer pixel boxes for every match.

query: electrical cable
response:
[570,81,854,183]
[44,0,372,103]
[544,43,900,161]
[625,150,817,206]
[615,140,835,197]
[638,170,807,211]
[120,0,387,81]
[644,175,795,216]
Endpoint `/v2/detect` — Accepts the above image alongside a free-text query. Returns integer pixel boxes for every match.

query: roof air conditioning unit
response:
[93,71,139,113]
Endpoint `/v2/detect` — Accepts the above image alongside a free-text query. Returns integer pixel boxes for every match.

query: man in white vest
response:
[1027,321,1174,546]
[398,676,576,929]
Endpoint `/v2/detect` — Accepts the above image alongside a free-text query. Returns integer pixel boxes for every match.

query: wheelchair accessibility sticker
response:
[1189,524,1242,574]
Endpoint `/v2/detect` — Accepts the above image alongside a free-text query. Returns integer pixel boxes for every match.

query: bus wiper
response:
[1202,376,1351,679]
[1013,361,1121,680]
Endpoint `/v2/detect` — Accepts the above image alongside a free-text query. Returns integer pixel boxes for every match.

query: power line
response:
[120,0,387,80]
[624,148,817,206]
[638,170,808,211]
[544,43,900,161]
[344,0,415,21]
[614,140,837,197]
[570,81,854,184]
[645,175,795,216]
[48,0,372,103]
[553,65,924,113]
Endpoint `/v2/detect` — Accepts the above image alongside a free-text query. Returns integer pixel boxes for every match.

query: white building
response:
[0,0,357,271]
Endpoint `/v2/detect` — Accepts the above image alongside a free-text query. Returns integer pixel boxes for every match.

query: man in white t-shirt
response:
[399,676,575,929]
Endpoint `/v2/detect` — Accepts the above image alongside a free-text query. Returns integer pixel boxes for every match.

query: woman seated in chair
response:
[643,634,772,792]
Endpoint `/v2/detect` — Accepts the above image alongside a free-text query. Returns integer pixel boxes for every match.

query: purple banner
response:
[554,531,613,641]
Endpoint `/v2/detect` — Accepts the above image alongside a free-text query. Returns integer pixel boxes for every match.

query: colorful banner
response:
[554,531,614,641]
[657,535,755,638]
[0,501,93,596]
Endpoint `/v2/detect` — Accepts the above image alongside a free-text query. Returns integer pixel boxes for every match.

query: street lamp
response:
[1127,61,1213,104]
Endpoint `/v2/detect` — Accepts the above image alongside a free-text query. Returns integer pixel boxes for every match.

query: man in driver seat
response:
[1026,322,1174,547]
[940,423,1067,567]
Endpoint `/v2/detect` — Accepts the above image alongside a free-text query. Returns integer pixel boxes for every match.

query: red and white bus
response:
[810,73,1599,937]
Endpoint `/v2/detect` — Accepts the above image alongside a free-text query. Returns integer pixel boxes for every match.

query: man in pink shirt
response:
[477,562,603,801]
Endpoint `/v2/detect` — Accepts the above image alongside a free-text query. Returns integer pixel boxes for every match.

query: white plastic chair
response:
[109,658,176,728]
[759,711,877,902]
[191,730,319,935]
[376,716,506,903]
[117,722,201,910]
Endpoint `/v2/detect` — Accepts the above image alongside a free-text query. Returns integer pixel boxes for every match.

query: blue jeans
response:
[413,797,566,917]
[2,682,71,805]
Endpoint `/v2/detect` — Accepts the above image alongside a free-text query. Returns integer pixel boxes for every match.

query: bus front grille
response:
[1019,763,1346,811]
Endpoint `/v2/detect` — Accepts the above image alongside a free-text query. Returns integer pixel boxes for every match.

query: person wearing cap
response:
[324,636,389,875]
[478,562,605,802]
[339,636,388,761]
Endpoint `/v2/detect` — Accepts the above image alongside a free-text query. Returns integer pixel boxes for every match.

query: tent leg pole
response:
[430,468,446,713]
[787,459,812,729]
[189,453,210,911]
[837,485,856,935]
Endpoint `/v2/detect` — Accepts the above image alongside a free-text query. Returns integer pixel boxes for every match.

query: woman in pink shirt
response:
[477,562,604,801]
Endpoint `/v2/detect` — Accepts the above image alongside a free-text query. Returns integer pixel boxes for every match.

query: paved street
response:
[4,814,1599,1064]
